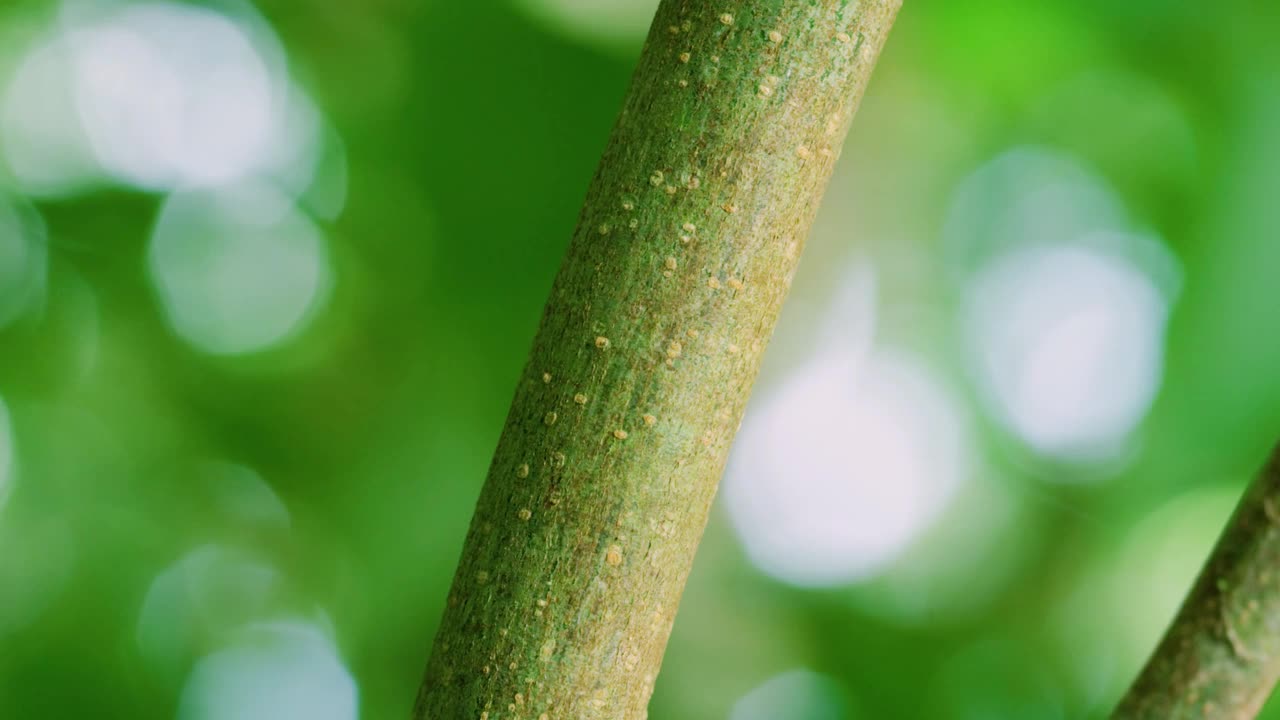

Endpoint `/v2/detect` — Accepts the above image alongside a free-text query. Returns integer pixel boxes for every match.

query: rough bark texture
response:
[412,1,901,718]
[1115,442,1280,719]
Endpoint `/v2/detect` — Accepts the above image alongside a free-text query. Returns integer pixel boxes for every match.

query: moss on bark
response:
[413,1,901,717]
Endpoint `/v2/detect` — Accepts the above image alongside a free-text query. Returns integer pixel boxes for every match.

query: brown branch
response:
[1115,442,1280,719]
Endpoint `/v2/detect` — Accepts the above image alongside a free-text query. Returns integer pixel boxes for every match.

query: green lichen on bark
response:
[1115,443,1280,719]
[412,1,901,718]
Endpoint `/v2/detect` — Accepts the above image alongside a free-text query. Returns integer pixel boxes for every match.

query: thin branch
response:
[1115,442,1280,719]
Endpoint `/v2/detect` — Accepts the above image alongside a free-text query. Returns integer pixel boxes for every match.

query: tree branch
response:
[411,1,902,717]
[1115,442,1280,719]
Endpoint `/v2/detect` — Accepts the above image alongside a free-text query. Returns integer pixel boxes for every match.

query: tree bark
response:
[1115,442,1280,719]
[412,1,901,717]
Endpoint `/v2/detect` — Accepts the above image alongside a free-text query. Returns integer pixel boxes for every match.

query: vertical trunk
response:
[413,1,902,717]
[1115,442,1280,719]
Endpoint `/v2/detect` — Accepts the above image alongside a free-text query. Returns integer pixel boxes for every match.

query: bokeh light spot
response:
[726,347,969,587]
[943,147,1129,279]
[1,2,337,201]
[69,2,276,189]
[204,461,291,532]
[730,669,848,720]
[947,147,1181,465]
[0,515,76,637]
[268,88,349,221]
[962,238,1172,463]
[0,193,48,329]
[0,395,14,512]
[137,544,281,678]
[1054,486,1239,710]
[0,33,102,196]
[148,183,331,355]
[42,268,102,386]
[513,0,660,51]
[177,620,357,720]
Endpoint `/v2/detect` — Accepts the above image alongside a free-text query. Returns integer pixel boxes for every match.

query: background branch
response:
[1116,442,1280,719]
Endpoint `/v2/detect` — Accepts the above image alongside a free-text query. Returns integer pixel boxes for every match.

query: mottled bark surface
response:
[412,1,901,718]
[1115,443,1280,719]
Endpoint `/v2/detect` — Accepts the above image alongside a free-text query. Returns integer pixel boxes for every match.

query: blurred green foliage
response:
[1,0,1280,718]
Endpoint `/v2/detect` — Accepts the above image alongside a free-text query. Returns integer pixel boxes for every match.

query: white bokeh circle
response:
[148,182,331,355]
